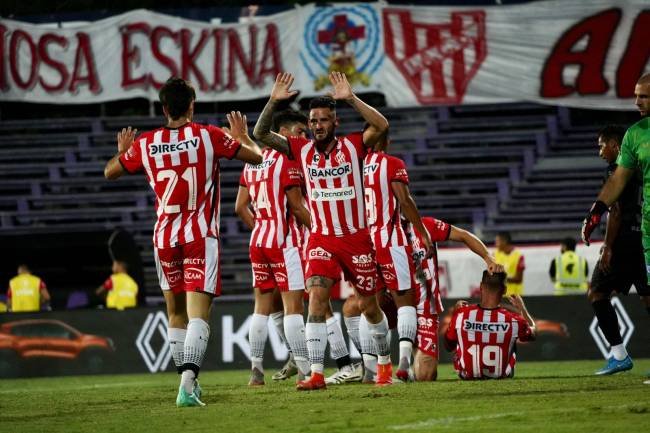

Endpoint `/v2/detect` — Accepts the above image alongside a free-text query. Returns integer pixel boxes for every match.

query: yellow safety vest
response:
[554,251,588,295]
[9,274,42,312]
[106,273,138,310]
[495,249,524,296]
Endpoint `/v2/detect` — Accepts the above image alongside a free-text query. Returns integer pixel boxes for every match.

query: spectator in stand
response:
[96,260,139,310]
[494,232,525,296]
[7,264,51,312]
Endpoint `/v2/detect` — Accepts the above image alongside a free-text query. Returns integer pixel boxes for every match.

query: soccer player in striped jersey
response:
[406,217,502,381]
[104,77,262,407]
[444,271,536,380]
[254,72,393,390]
[235,110,312,385]
[363,134,433,382]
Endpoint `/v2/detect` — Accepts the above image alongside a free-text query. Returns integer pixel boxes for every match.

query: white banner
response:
[0,1,647,108]
[438,241,608,298]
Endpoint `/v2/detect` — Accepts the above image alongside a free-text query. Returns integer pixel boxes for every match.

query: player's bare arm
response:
[286,186,312,229]
[104,126,138,180]
[253,73,297,155]
[599,201,621,273]
[328,71,388,148]
[391,181,433,258]
[227,111,263,165]
[582,165,634,245]
[508,295,537,340]
[235,185,255,230]
[448,226,503,274]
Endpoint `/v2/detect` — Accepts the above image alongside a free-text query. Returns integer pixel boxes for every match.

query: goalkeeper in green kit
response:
[582,73,650,377]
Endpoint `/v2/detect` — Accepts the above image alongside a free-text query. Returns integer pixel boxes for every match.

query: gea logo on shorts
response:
[309,247,332,260]
[184,267,204,281]
[352,254,373,264]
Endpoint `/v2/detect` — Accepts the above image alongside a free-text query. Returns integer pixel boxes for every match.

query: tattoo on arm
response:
[253,99,290,155]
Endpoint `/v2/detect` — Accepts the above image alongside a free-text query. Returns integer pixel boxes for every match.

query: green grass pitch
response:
[1,360,649,433]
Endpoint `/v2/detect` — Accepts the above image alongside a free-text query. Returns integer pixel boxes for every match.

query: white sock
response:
[181,318,210,393]
[397,306,416,365]
[326,316,349,361]
[366,313,391,365]
[167,327,186,371]
[270,311,290,351]
[362,354,377,376]
[305,321,327,375]
[359,315,378,374]
[611,343,628,361]
[285,314,310,376]
[344,315,362,355]
[249,314,268,372]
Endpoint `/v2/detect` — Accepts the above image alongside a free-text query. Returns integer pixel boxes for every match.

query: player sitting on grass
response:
[444,271,536,380]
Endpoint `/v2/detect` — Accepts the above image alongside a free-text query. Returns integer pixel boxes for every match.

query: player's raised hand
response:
[117,126,137,153]
[226,111,249,140]
[270,73,298,102]
[454,300,468,310]
[582,200,608,246]
[328,71,354,101]
[485,258,504,275]
[507,295,526,314]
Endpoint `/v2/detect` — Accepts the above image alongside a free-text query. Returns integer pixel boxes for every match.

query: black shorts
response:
[591,234,650,296]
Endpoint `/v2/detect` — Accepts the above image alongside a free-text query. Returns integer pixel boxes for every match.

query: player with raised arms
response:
[104,77,262,406]
[254,72,392,390]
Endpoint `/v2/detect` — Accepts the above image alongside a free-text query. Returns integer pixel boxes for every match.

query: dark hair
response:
[598,125,626,145]
[481,271,507,290]
[309,96,336,111]
[272,110,308,133]
[496,231,512,244]
[561,237,577,251]
[159,77,196,120]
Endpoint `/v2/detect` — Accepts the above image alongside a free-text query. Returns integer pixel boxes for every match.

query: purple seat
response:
[66,291,89,309]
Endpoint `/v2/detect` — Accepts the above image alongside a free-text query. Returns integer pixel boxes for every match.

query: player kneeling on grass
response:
[444,272,536,380]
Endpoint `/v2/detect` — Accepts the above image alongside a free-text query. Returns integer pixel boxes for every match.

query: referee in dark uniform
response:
[589,125,650,375]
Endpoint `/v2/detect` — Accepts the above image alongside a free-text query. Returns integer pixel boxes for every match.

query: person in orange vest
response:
[494,232,525,296]
[95,260,138,310]
[7,264,51,312]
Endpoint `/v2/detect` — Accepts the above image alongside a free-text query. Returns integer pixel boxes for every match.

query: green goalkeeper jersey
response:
[617,117,650,227]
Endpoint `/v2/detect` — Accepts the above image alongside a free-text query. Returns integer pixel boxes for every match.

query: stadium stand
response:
[0,103,629,300]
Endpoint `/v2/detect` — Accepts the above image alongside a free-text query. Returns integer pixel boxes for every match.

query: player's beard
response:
[314,129,336,152]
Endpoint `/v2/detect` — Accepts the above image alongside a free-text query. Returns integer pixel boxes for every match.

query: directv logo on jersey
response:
[249,159,275,170]
[308,163,352,179]
[463,320,510,333]
[363,164,378,175]
[149,138,200,156]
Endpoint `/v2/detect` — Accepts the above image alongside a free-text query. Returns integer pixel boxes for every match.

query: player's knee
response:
[282,292,304,315]
[342,295,361,317]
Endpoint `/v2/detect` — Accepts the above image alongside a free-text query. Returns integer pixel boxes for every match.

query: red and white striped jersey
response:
[288,133,367,236]
[444,304,534,379]
[119,123,241,249]
[239,148,303,249]
[363,151,410,248]
[408,217,451,315]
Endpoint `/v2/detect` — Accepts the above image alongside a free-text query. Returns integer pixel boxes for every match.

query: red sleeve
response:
[517,254,526,272]
[515,315,533,342]
[208,125,241,159]
[6,287,11,298]
[424,217,451,242]
[239,168,248,187]
[103,277,113,291]
[39,280,46,290]
[389,156,409,184]
[345,132,367,158]
[118,137,144,174]
[281,158,303,190]
[287,136,310,163]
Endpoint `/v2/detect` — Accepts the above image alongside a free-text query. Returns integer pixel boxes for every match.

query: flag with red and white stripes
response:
[240,147,303,248]
[445,304,534,379]
[119,122,240,248]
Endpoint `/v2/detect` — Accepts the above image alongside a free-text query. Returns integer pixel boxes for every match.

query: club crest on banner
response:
[301,5,383,91]
[383,9,487,104]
